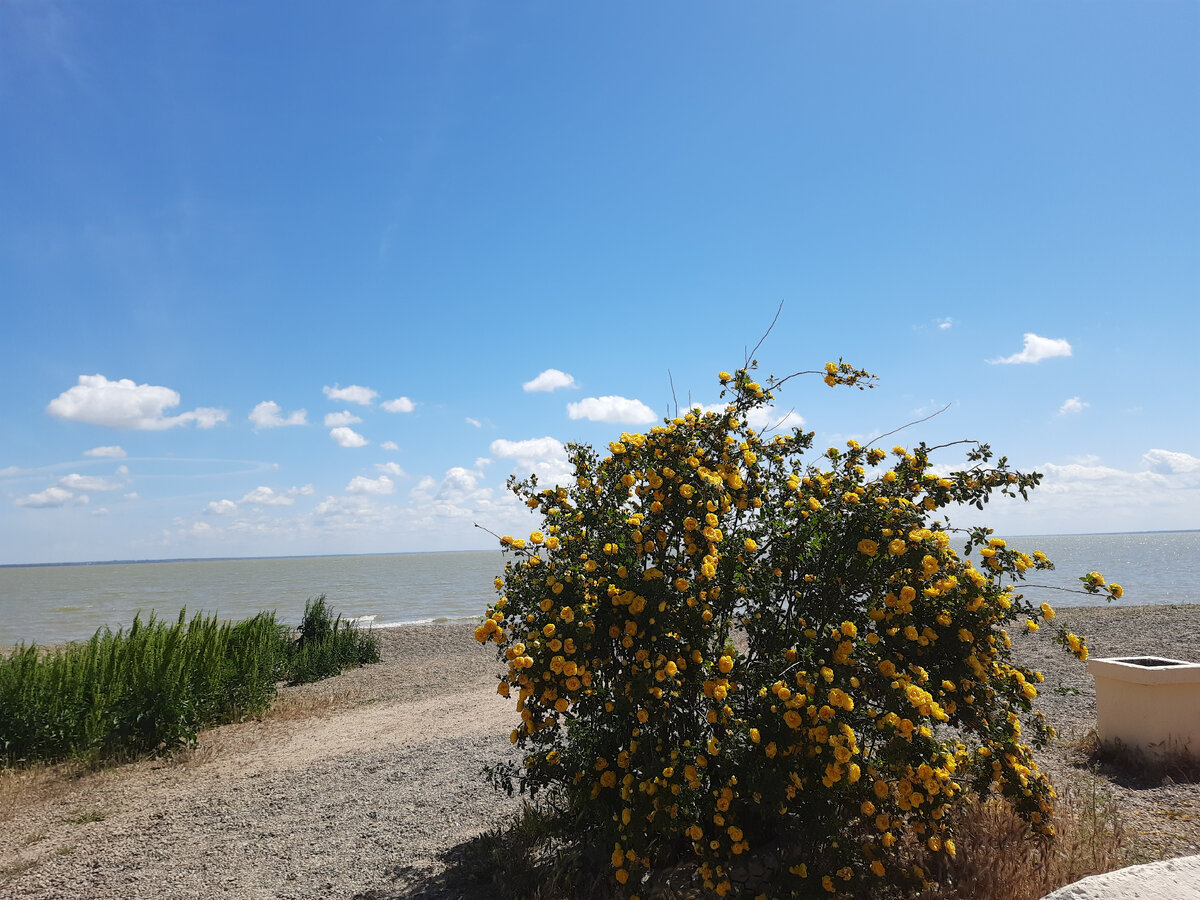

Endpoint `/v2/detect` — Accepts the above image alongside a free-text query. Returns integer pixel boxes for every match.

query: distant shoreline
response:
[3,529,1198,570]
[0,547,500,570]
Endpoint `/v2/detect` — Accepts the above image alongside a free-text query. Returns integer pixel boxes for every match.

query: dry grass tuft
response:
[0,762,84,825]
[1074,729,1200,786]
[923,772,1127,900]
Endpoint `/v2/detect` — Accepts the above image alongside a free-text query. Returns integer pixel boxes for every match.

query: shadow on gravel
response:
[349,840,507,900]
[1069,729,1200,790]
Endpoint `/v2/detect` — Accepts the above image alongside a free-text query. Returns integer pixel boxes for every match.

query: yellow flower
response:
[857,539,878,557]
[718,370,732,381]
[744,538,758,553]
[717,655,734,674]
[1041,602,1055,620]
[888,538,906,555]
[529,531,544,544]
[545,536,560,550]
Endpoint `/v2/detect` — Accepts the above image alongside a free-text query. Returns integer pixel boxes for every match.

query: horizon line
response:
[2,528,1198,570]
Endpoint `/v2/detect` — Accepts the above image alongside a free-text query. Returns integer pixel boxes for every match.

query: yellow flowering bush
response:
[480,362,1121,898]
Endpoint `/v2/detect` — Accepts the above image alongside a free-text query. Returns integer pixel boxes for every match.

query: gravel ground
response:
[1,605,1198,899]
[1009,604,1200,864]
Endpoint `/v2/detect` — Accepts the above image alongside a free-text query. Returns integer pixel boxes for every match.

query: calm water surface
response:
[1,533,1196,646]
[0,551,504,646]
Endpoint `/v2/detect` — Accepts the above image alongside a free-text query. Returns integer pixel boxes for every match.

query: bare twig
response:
[668,369,679,419]
[764,369,824,394]
[865,403,952,450]
[745,299,785,368]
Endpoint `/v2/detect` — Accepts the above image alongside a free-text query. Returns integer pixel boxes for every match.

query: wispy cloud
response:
[84,445,126,458]
[59,473,123,492]
[989,333,1072,365]
[1057,397,1089,416]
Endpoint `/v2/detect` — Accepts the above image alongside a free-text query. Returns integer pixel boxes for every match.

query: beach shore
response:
[2,605,1198,899]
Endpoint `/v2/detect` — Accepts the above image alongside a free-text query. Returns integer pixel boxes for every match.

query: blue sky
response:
[1,1,1196,565]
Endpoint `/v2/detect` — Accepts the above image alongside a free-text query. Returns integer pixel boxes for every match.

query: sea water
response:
[1,532,1197,646]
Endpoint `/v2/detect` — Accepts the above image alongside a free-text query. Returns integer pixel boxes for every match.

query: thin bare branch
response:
[865,403,952,450]
[765,369,824,394]
[745,299,785,368]
[668,369,679,419]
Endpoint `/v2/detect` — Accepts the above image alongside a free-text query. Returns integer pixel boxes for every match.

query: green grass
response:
[285,595,381,685]
[0,597,380,768]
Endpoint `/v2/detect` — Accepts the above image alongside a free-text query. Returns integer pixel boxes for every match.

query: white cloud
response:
[475,457,491,468]
[92,507,109,516]
[312,494,391,532]
[47,375,227,430]
[124,492,139,500]
[239,486,295,506]
[381,441,400,451]
[59,473,123,492]
[491,437,566,466]
[15,486,87,508]
[324,410,363,427]
[1058,397,1089,416]
[688,402,801,432]
[206,499,238,515]
[989,333,1073,365]
[84,445,126,458]
[116,465,129,476]
[376,462,406,477]
[567,395,657,424]
[330,426,368,448]
[408,466,496,519]
[524,368,578,392]
[323,384,378,406]
[465,417,482,428]
[1,466,28,477]
[1143,449,1200,480]
[937,318,953,330]
[960,449,1200,535]
[288,484,315,496]
[491,436,573,486]
[249,401,307,428]
[382,396,415,413]
[347,474,394,495]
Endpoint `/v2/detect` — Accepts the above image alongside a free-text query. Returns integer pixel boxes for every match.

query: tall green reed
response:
[285,595,381,685]
[0,609,283,766]
[0,597,381,768]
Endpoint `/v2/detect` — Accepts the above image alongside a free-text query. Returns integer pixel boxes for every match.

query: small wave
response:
[372,615,479,630]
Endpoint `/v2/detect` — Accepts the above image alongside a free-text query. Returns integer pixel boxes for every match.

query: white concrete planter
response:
[1088,656,1200,759]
